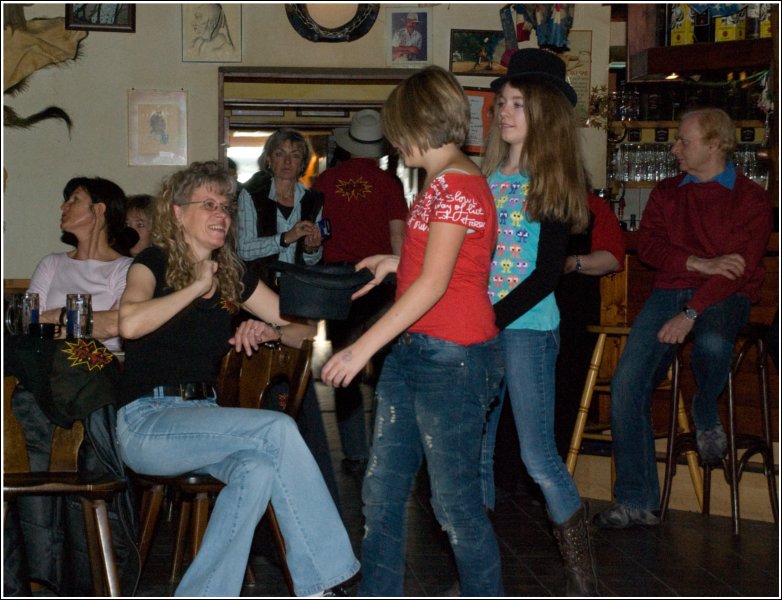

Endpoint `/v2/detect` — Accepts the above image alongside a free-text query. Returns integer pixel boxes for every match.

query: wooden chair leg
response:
[676,392,704,510]
[82,497,105,596]
[171,498,191,582]
[137,484,165,568]
[566,333,607,475]
[266,503,295,596]
[192,492,210,555]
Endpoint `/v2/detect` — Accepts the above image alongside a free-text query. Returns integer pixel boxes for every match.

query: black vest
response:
[242,171,324,288]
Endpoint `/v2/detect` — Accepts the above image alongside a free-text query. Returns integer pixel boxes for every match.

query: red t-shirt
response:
[313,158,408,264]
[587,192,625,270]
[397,172,499,345]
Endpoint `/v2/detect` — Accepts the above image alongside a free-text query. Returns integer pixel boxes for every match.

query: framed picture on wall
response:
[65,4,135,32]
[385,7,432,67]
[182,4,242,62]
[449,30,508,77]
[128,90,188,166]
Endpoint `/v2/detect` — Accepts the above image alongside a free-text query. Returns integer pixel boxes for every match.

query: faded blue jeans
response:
[611,289,750,510]
[481,328,583,524]
[116,391,359,597]
[358,333,504,597]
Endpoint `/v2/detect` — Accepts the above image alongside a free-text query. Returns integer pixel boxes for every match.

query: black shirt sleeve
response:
[493,218,570,330]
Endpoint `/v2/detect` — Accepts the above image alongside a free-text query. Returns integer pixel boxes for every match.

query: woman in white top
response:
[28,177,137,353]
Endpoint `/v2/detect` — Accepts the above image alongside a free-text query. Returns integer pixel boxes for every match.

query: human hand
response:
[352,255,399,299]
[687,253,746,280]
[657,312,695,345]
[320,344,369,388]
[229,319,281,356]
[286,220,317,244]
[303,226,322,251]
[195,259,218,297]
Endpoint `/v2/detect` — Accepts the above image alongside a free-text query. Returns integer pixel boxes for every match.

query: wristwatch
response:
[682,306,698,321]
[574,255,583,273]
[279,232,291,248]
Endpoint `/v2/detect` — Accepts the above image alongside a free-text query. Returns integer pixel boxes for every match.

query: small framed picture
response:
[385,7,432,67]
[463,88,495,156]
[65,4,135,32]
[449,30,508,77]
[128,90,188,167]
[182,4,242,62]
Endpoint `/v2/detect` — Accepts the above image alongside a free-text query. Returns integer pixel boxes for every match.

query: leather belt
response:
[154,383,216,400]
[400,332,413,344]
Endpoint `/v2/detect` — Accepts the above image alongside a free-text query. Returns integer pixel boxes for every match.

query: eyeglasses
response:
[180,200,237,216]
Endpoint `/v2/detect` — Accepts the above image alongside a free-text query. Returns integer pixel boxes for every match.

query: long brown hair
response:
[151,161,244,309]
[482,81,589,233]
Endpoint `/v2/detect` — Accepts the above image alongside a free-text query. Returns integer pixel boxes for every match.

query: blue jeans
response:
[481,328,582,524]
[611,289,750,510]
[358,333,504,597]
[116,391,359,597]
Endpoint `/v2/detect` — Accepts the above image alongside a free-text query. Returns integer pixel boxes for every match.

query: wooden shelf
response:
[629,38,773,81]
[611,120,764,129]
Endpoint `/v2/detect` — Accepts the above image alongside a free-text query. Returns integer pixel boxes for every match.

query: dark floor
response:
[133,379,780,597]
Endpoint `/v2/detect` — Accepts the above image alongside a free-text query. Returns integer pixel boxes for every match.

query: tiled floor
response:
[133,373,779,597]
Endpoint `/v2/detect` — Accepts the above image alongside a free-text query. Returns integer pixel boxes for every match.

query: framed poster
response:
[449,29,507,77]
[65,4,135,32]
[385,7,432,67]
[182,4,242,62]
[463,87,495,156]
[562,30,592,125]
[128,90,188,166]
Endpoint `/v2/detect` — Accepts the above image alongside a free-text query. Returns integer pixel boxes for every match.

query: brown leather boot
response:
[552,503,599,596]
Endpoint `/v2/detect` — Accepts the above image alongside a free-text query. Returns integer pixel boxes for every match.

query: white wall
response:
[3,3,610,278]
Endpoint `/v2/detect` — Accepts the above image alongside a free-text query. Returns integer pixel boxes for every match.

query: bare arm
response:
[241,279,316,349]
[389,219,405,256]
[563,250,621,276]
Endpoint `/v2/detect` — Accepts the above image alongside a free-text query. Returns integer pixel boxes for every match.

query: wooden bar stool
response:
[660,323,778,534]
[565,324,704,509]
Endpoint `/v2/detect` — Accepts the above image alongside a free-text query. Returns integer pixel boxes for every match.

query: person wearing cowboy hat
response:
[391,12,423,61]
[479,48,598,596]
[313,109,408,477]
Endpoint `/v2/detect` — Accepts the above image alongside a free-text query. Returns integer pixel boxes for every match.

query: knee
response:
[693,330,734,366]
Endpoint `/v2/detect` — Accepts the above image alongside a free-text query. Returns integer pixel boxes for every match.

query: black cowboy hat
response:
[491,48,577,106]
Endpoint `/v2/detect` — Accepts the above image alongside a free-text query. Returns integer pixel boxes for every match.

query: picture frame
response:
[128,90,188,167]
[385,7,432,67]
[182,4,242,63]
[65,4,135,32]
[561,30,593,125]
[463,87,495,156]
[449,29,508,77]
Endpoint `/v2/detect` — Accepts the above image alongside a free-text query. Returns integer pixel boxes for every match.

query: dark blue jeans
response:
[611,289,750,510]
[358,333,504,597]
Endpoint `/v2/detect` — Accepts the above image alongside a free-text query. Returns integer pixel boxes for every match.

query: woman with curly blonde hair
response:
[116,161,358,597]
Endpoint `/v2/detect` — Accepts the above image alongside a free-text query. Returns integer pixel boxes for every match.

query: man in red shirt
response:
[313,110,408,475]
[594,107,772,529]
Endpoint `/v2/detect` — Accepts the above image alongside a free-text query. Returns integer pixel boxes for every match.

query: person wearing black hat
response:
[313,109,408,477]
[479,48,598,596]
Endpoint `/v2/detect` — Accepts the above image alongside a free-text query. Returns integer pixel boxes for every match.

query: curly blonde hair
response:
[150,161,244,310]
[482,81,589,233]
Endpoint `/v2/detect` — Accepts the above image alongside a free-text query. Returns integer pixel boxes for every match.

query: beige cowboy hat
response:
[334,109,386,159]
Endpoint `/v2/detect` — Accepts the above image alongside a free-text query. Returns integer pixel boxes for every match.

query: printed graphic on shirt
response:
[488,176,533,305]
[336,176,373,203]
[407,175,487,234]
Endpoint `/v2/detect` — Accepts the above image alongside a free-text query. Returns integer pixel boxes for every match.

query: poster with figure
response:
[562,30,592,125]
[182,4,242,62]
[129,90,187,166]
[385,7,432,67]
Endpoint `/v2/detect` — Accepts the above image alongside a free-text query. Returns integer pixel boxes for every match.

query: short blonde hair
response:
[680,107,736,158]
[382,66,470,157]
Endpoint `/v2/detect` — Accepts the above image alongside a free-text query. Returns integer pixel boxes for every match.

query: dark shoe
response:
[552,503,599,596]
[592,504,660,529]
[322,585,349,596]
[696,424,727,466]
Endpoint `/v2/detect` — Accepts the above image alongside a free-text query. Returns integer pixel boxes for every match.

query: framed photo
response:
[449,30,508,77]
[385,7,432,67]
[128,90,188,166]
[182,4,242,62]
[65,4,135,32]
[562,30,593,125]
[463,88,495,156]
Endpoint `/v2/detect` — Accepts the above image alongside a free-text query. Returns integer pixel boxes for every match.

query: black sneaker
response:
[697,424,727,466]
[322,585,349,597]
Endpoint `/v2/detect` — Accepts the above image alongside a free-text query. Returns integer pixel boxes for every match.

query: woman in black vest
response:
[236,128,324,288]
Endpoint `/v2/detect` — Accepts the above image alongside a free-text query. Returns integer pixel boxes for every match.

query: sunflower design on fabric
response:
[336,177,372,203]
[220,298,237,313]
[61,339,115,371]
